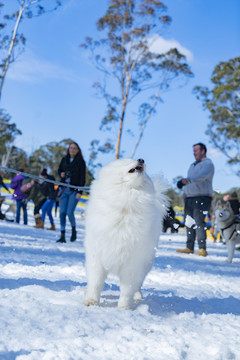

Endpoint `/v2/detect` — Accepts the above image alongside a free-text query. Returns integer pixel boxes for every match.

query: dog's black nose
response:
[137,159,144,164]
[219,212,223,217]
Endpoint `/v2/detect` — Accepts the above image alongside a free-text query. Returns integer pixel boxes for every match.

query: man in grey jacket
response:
[176,143,214,256]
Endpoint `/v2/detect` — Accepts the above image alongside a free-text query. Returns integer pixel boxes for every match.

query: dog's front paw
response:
[118,303,131,310]
[134,291,142,303]
[225,259,233,263]
[83,297,99,307]
[118,297,133,310]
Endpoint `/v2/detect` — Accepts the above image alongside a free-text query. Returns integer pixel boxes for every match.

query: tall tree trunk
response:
[1,146,12,167]
[115,73,132,159]
[0,0,42,99]
[115,99,126,159]
[0,5,24,100]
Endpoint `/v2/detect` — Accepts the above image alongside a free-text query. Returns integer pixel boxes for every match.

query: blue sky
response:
[1,0,240,192]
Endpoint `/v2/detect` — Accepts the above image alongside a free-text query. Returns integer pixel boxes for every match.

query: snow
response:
[185,215,196,228]
[0,208,240,360]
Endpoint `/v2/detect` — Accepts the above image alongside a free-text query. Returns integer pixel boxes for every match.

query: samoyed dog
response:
[84,158,168,309]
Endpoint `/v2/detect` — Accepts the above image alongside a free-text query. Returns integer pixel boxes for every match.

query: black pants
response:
[184,196,212,251]
[34,198,46,216]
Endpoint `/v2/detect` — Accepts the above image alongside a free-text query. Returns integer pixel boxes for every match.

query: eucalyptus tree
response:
[81,0,193,163]
[7,146,29,175]
[193,57,240,177]
[0,0,61,99]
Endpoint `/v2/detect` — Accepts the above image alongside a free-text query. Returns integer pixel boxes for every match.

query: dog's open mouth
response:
[128,159,144,173]
[128,165,143,173]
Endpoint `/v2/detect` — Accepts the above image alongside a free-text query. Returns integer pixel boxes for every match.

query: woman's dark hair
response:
[41,168,48,176]
[67,141,84,160]
[193,142,207,154]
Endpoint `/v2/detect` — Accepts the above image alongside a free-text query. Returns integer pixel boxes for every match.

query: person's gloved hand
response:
[177,180,184,189]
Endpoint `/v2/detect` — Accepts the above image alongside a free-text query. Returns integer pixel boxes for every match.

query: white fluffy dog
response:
[84,158,168,309]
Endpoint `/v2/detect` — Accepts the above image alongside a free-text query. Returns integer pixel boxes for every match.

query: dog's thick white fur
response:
[215,200,240,263]
[84,158,168,309]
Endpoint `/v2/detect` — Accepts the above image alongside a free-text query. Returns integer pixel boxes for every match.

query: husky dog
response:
[215,200,240,263]
[5,203,17,216]
[84,158,168,309]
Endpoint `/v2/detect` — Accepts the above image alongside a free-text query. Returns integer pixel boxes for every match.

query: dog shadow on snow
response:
[100,286,240,316]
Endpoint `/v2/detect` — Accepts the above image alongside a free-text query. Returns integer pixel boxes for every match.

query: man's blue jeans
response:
[59,188,79,231]
[184,196,212,251]
[16,199,28,225]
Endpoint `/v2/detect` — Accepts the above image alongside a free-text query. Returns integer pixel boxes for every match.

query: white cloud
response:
[7,50,79,83]
[207,147,223,158]
[148,35,194,62]
[208,147,238,160]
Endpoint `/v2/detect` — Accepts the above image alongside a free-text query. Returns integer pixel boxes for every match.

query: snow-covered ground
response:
[0,205,240,360]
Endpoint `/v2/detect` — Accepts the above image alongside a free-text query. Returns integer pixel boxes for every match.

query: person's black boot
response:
[57,230,66,243]
[70,227,77,242]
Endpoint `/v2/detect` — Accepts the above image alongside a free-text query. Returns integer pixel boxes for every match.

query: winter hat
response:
[41,168,48,176]
[230,191,238,200]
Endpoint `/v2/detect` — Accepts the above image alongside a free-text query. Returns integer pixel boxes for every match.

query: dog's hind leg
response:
[226,240,235,263]
[133,289,142,303]
[118,282,135,309]
[84,260,107,306]
[118,270,144,309]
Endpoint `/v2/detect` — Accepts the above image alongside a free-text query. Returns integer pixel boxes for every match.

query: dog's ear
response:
[215,200,221,208]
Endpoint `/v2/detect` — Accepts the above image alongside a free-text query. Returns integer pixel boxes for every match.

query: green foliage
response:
[81,0,193,168]
[193,57,240,177]
[85,168,94,187]
[0,108,22,163]
[7,146,29,176]
[166,187,184,207]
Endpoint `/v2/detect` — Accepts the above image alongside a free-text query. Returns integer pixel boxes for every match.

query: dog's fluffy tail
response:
[151,175,170,220]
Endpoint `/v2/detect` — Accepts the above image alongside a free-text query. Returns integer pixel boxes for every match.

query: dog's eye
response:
[128,168,135,173]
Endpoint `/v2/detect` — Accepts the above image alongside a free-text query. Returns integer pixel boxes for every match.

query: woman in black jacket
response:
[57,142,86,243]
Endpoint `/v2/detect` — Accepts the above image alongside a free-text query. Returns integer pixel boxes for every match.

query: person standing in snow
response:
[35,168,56,230]
[10,169,28,225]
[57,141,86,243]
[176,143,214,257]
[21,178,47,227]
